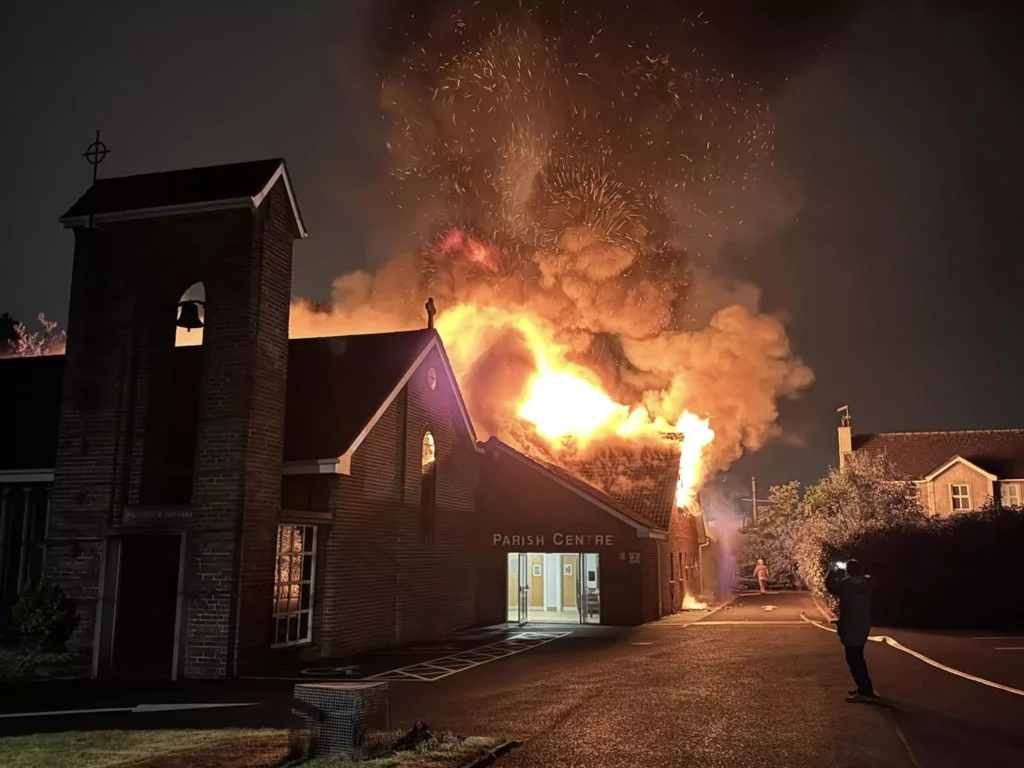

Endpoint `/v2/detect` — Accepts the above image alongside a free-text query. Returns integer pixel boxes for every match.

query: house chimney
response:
[837,405,852,469]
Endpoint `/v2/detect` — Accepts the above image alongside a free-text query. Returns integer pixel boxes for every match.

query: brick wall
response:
[313,344,479,657]
[45,179,296,679]
[477,444,654,626]
[657,511,699,614]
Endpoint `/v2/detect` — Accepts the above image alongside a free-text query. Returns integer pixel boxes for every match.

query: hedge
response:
[814,508,1024,630]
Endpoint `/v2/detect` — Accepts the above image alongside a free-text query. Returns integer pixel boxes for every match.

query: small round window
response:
[427,366,438,390]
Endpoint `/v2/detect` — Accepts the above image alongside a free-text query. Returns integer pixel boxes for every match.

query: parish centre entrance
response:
[507,552,601,624]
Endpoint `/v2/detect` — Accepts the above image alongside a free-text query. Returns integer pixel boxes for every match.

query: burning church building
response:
[0,157,720,680]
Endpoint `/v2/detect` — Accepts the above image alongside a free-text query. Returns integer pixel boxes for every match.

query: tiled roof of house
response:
[485,437,681,532]
[561,443,681,532]
[59,158,306,236]
[852,429,1024,479]
[0,354,64,471]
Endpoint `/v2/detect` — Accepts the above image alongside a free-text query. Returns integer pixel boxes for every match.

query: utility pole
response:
[751,476,757,525]
[741,476,772,530]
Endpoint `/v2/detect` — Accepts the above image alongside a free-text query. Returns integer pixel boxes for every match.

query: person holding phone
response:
[825,558,877,703]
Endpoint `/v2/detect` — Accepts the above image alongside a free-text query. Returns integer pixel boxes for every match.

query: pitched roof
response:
[852,429,1024,479]
[59,158,306,237]
[561,442,681,531]
[484,438,675,533]
[284,330,455,463]
[0,354,64,472]
[0,330,476,471]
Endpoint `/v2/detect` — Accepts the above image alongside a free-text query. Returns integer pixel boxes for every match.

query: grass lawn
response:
[0,730,509,768]
[0,729,287,768]
[285,733,507,767]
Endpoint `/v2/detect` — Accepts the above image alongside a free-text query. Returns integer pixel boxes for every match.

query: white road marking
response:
[688,620,810,626]
[0,702,259,719]
[995,647,1024,650]
[631,642,655,645]
[799,612,1024,698]
[974,636,1024,640]
[367,631,570,682]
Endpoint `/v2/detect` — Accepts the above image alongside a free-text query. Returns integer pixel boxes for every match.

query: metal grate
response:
[292,682,391,759]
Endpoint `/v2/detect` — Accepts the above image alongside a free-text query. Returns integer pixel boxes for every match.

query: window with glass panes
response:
[1002,483,1021,508]
[950,484,971,511]
[273,524,316,646]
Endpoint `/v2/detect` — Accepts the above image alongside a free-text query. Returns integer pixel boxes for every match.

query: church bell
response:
[176,299,204,331]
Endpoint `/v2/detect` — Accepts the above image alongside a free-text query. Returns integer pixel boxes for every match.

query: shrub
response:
[7,582,79,651]
[832,506,1024,629]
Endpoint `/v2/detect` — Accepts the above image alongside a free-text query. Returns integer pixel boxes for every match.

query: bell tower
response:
[50,158,306,678]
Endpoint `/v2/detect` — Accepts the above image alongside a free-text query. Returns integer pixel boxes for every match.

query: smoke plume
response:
[290,0,814,482]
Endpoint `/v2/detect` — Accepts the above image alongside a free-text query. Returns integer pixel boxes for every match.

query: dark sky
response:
[2,1,1022,504]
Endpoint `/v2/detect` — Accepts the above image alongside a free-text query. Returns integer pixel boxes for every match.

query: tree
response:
[741,480,806,587]
[794,451,926,601]
[741,452,925,594]
[7,313,66,357]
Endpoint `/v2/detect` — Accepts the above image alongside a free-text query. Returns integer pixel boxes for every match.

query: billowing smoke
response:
[291,0,814,482]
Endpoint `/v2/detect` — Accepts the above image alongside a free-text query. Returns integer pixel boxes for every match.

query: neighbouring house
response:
[838,411,1024,515]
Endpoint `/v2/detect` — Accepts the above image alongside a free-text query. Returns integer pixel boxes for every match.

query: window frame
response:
[1002,482,1021,508]
[272,523,317,648]
[420,431,437,545]
[950,483,972,512]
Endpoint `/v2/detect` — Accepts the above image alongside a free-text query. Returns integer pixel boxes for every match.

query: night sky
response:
[2,1,1022,508]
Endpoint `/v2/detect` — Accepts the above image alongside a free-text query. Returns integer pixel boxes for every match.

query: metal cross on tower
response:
[425,297,436,330]
[82,129,109,228]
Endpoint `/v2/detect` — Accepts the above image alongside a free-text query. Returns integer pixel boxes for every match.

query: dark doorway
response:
[112,535,182,679]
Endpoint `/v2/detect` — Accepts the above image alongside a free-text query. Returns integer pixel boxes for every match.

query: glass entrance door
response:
[578,553,600,623]
[517,552,529,626]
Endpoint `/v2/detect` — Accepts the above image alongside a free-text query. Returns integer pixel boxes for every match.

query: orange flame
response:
[436,303,714,505]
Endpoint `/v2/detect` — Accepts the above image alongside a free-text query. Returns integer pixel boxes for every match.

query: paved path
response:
[3,593,1023,766]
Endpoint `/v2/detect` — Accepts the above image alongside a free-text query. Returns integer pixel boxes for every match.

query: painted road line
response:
[0,702,259,720]
[995,647,1024,650]
[366,631,570,682]
[974,636,1024,640]
[631,642,655,645]
[799,612,1024,698]
[688,620,810,626]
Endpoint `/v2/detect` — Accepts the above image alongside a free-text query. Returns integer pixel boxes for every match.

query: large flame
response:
[434,302,714,509]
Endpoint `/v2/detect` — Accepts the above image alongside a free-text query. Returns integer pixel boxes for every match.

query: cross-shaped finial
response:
[425,297,437,330]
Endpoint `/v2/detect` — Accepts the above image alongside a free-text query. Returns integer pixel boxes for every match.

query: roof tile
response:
[852,430,1024,479]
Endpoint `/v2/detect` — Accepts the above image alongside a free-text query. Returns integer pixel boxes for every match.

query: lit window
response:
[273,524,316,646]
[950,484,972,511]
[421,432,437,544]
[1003,483,1021,508]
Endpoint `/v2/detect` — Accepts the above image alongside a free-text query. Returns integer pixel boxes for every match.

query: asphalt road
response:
[3,593,1023,767]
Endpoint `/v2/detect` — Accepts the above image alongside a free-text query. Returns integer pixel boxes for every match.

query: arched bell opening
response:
[140,281,205,505]
[175,282,206,347]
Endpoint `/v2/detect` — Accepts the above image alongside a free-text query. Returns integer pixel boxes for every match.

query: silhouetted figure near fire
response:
[753,559,769,594]
[826,559,878,703]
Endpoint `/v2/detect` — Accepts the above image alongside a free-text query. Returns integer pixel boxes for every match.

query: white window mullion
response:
[272,523,316,647]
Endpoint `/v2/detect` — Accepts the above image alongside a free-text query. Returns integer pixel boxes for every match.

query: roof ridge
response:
[95,157,284,183]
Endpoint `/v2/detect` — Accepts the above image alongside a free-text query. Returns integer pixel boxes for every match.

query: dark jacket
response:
[825,571,872,646]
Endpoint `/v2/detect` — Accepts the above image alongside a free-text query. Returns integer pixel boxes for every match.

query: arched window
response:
[421,431,436,544]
